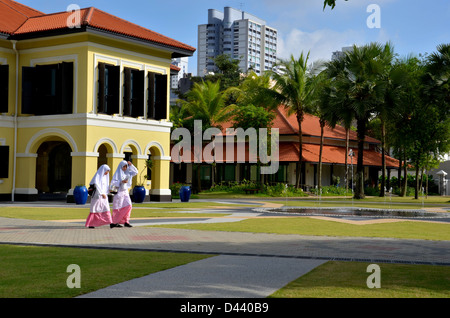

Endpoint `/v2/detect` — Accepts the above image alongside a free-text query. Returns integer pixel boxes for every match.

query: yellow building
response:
[0,0,195,202]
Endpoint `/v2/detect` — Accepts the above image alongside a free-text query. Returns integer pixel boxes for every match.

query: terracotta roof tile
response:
[279,142,399,168]
[276,106,379,143]
[171,141,399,168]
[218,105,380,143]
[0,0,43,34]
[1,1,195,53]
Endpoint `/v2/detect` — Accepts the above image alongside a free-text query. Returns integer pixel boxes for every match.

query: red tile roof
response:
[173,105,400,167]
[1,1,195,54]
[274,106,379,143]
[219,105,380,143]
[170,64,181,72]
[171,141,399,168]
[280,142,399,168]
[0,0,43,34]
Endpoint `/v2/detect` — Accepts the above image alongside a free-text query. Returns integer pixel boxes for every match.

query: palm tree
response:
[227,71,279,189]
[323,43,390,199]
[178,80,233,192]
[373,42,395,197]
[268,52,323,188]
[229,71,279,111]
[180,80,233,129]
[388,55,425,196]
[321,56,355,194]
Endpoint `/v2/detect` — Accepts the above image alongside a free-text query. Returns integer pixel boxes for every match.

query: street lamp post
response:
[348,149,354,199]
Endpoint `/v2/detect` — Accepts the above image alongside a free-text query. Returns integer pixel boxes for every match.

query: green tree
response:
[227,71,278,189]
[232,104,276,189]
[373,42,396,197]
[194,54,242,91]
[410,44,450,199]
[321,56,355,193]
[323,0,348,10]
[385,55,425,197]
[322,43,391,199]
[268,52,323,188]
[229,71,279,110]
[178,80,234,192]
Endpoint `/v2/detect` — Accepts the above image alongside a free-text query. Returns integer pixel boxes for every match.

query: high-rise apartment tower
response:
[197,7,277,76]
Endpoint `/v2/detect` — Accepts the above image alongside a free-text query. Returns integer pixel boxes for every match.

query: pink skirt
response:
[112,205,132,224]
[85,211,113,227]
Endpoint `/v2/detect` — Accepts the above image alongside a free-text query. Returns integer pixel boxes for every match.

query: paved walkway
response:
[1,200,449,298]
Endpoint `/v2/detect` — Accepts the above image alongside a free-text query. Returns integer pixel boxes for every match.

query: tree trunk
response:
[296,112,304,189]
[345,128,349,193]
[379,119,386,197]
[401,150,407,197]
[398,152,402,191]
[414,161,420,200]
[196,164,201,194]
[318,120,325,191]
[355,117,366,199]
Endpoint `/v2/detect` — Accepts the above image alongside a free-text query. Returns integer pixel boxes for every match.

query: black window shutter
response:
[0,146,9,178]
[154,74,167,120]
[60,62,73,114]
[107,65,120,115]
[21,66,36,115]
[132,70,145,118]
[147,72,155,119]
[0,65,8,113]
[123,67,132,116]
[35,64,58,115]
[97,62,106,113]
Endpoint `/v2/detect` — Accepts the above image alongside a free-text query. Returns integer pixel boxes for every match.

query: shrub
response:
[204,181,307,197]
[311,185,353,196]
[170,182,189,198]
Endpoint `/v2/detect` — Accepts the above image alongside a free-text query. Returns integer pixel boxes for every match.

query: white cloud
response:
[277,28,366,63]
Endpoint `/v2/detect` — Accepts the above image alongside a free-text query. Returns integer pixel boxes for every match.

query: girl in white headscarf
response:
[85,164,113,228]
[110,160,138,227]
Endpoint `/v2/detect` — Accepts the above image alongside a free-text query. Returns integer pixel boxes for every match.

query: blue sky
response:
[18,0,450,75]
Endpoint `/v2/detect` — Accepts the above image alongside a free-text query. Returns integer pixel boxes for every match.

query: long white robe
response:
[85,164,112,227]
[111,161,138,224]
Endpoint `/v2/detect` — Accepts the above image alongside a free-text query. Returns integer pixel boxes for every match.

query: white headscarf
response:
[89,164,110,195]
[112,160,134,189]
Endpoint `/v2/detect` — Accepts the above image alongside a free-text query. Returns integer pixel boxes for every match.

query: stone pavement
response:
[1,200,449,298]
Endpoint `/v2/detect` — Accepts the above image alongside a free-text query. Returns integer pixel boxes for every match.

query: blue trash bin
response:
[179,186,191,202]
[74,185,88,205]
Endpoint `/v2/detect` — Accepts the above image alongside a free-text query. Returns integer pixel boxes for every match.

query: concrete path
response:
[1,199,449,299]
[79,255,326,298]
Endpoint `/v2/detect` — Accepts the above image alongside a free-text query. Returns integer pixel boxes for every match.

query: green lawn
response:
[270,195,450,210]
[0,206,231,220]
[270,261,450,298]
[1,244,448,298]
[151,217,450,240]
[0,244,212,298]
[1,199,449,298]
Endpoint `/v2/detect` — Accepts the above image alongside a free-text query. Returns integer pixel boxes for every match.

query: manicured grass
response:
[0,206,231,221]
[0,244,212,298]
[152,217,450,240]
[270,261,450,298]
[271,196,450,210]
[271,201,445,210]
[137,202,254,208]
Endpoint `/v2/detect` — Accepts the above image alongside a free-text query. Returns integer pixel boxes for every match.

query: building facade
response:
[197,7,277,76]
[170,57,188,90]
[0,0,195,202]
[170,106,400,191]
